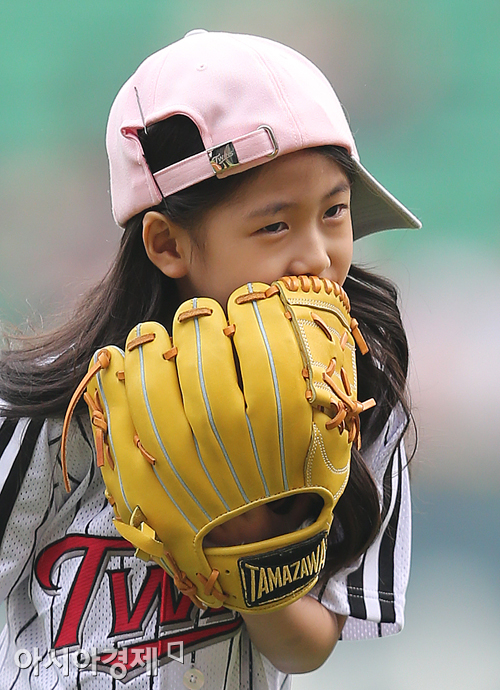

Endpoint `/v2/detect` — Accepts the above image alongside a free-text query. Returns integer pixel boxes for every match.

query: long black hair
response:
[0,115,411,577]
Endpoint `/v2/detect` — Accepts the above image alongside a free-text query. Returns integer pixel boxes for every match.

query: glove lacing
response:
[322,358,376,449]
[61,348,112,492]
[163,552,227,609]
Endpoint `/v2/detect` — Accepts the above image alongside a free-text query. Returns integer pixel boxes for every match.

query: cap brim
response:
[350,159,422,241]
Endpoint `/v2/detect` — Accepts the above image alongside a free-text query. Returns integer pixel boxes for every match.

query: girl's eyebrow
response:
[246,182,351,219]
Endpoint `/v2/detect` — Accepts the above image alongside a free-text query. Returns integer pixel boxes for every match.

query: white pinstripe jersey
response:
[0,407,410,689]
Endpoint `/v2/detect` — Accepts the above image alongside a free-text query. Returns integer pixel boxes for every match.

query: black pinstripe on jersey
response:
[377,444,403,623]
[345,441,402,623]
[0,417,46,546]
[345,554,367,620]
[0,419,18,458]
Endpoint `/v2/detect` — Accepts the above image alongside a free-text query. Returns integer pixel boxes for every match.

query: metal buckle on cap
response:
[258,125,279,158]
[207,125,279,174]
[207,142,239,173]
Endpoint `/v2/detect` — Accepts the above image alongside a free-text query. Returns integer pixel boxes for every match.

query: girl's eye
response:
[323,204,346,219]
[258,222,288,234]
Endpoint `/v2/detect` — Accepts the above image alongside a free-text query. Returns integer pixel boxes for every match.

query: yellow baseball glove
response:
[62,276,374,613]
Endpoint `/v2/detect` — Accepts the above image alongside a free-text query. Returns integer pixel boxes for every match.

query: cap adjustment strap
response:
[153,126,278,199]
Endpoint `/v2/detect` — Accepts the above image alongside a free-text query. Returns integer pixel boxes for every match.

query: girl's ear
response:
[142,211,191,279]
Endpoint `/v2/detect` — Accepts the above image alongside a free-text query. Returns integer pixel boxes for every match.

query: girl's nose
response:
[286,230,331,277]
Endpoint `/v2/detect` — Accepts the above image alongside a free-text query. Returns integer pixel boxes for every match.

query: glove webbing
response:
[321,358,376,448]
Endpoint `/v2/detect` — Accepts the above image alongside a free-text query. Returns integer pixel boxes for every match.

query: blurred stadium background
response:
[1,1,499,687]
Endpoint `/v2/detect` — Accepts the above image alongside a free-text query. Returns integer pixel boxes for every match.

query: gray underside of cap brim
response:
[350,160,421,241]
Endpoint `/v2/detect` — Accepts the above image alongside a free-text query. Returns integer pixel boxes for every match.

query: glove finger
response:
[88,350,191,585]
[86,346,161,525]
[86,331,232,606]
[123,322,232,527]
[172,298,269,506]
[227,283,312,494]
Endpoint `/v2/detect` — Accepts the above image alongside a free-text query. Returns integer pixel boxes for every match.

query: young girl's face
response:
[150,149,353,307]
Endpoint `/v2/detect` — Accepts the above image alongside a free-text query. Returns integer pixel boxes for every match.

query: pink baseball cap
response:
[106,30,421,239]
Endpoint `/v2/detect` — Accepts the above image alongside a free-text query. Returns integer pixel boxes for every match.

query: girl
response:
[0,30,420,689]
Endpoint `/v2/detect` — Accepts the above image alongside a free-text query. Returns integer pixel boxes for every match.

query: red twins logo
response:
[35,534,241,674]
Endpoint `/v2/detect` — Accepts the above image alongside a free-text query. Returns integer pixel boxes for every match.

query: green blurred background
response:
[1,1,499,687]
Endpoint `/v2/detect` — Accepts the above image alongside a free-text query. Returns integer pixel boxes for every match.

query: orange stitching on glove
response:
[325,402,347,430]
[333,283,351,311]
[310,276,322,293]
[350,318,369,355]
[311,311,333,341]
[322,371,376,446]
[61,349,111,492]
[197,570,227,602]
[280,276,352,312]
[235,292,267,304]
[127,333,156,351]
[326,358,336,376]
[162,335,178,359]
[264,285,280,298]
[324,279,333,294]
[348,416,359,445]
[340,367,351,395]
[164,552,207,609]
[223,324,236,337]
[281,275,299,291]
[162,347,178,360]
[83,391,114,470]
[178,307,213,322]
[299,275,311,291]
[105,445,115,470]
[323,372,358,411]
[134,435,156,465]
